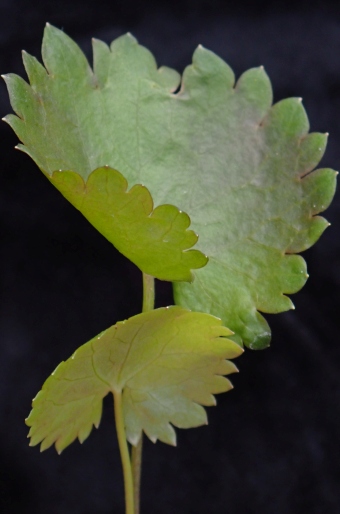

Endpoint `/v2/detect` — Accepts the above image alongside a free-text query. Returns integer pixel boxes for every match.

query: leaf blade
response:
[26,307,242,451]
[4,25,337,347]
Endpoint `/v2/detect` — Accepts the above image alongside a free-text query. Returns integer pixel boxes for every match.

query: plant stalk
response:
[142,272,155,313]
[113,391,135,514]
[131,273,155,514]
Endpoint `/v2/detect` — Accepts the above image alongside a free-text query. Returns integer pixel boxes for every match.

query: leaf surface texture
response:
[4,24,337,347]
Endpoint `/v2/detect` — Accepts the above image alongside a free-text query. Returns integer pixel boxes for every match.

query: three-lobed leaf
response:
[4,24,337,348]
[26,307,242,452]
[50,166,207,281]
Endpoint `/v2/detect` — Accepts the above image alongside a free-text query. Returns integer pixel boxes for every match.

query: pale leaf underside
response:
[26,307,242,452]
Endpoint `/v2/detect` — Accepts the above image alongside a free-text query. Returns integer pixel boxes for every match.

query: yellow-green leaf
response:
[26,307,242,452]
[50,167,207,281]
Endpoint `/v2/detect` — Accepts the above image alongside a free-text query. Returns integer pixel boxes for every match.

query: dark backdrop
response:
[1,1,340,513]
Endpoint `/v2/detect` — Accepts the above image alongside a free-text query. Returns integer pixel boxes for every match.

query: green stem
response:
[131,438,143,514]
[113,391,135,514]
[131,273,155,514]
[142,272,155,313]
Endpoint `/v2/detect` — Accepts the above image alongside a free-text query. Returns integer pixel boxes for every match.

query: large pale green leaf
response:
[49,166,207,281]
[4,24,337,348]
[26,307,242,452]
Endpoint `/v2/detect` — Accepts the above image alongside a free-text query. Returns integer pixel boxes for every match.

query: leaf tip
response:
[55,439,65,455]
[128,434,141,447]
[126,32,137,43]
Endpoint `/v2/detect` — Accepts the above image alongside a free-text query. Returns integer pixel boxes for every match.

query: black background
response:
[1,1,340,513]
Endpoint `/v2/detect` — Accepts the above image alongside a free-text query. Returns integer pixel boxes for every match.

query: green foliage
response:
[50,166,207,281]
[26,307,242,453]
[3,24,337,514]
[3,24,337,348]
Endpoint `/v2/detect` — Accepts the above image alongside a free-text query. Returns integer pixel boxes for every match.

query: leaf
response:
[3,24,337,348]
[26,307,242,452]
[50,166,207,281]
